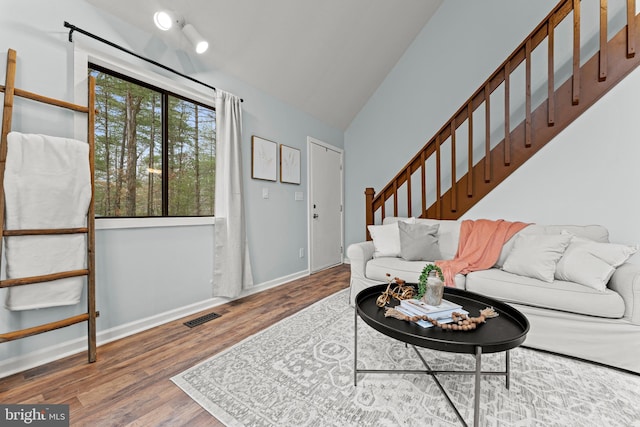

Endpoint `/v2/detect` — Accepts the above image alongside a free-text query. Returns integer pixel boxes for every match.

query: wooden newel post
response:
[364,187,375,241]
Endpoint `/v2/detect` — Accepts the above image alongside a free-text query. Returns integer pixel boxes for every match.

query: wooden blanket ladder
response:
[0,48,98,363]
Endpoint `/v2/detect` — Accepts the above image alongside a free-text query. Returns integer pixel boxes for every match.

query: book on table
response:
[400,298,463,317]
[396,298,468,329]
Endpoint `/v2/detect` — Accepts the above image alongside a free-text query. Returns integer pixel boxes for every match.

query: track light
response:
[153,11,173,31]
[182,23,209,54]
[153,10,209,54]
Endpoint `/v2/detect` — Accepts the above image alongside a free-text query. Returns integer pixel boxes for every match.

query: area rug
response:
[172,289,640,426]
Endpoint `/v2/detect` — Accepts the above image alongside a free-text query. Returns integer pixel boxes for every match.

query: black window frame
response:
[89,63,216,218]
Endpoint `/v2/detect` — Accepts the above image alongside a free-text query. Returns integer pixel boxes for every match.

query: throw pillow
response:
[555,233,638,291]
[367,218,415,258]
[502,233,572,282]
[398,222,442,261]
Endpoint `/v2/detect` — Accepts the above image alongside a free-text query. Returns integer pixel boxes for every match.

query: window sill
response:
[96,217,215,230]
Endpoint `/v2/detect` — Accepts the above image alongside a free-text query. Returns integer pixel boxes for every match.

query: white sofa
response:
[347,217,640,374]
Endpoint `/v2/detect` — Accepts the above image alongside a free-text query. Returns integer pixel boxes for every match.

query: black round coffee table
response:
[354,284,529,427]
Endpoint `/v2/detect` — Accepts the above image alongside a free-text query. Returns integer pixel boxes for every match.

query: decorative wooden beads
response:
[384,307,499,331]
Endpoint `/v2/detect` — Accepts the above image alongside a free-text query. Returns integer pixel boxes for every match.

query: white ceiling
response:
[86,0,443,130]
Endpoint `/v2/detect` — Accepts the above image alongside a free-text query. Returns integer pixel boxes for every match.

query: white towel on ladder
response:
[3,132,91,311]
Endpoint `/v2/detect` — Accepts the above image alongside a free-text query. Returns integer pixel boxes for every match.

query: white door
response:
[309,138,343,273]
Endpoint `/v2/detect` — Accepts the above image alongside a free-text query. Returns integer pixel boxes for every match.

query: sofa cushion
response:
[398,222,442,261]
[368,218,414,258]
[466,268,625,318]
[366,257,466,289]
[383,217,460,260]
[495,224,609,268]
[555,234,638,291]
[502,233,571,282]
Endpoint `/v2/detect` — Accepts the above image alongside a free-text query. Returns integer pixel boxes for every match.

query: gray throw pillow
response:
[398,222,442,261]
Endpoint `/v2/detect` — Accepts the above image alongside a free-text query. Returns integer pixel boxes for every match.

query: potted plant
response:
[417,264,445,304]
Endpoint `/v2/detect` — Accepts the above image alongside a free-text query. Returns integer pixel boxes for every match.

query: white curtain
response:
[213,90,253,297]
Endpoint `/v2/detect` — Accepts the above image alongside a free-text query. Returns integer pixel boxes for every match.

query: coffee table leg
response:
[474,346,482,427]
[506,350,510,390]
[353,308,358,387]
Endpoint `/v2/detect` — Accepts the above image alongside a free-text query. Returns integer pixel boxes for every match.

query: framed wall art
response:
[280,144,301,184]
[251,136,277,181]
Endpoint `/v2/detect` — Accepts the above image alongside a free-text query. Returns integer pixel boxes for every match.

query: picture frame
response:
[251,136,277,181]
[280,144,301,184]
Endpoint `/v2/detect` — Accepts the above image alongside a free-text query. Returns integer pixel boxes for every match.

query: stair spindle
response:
[504,61,511,165]
[600,0,608,81]
[628,0,637,57]
[548,17,556,124]
[406,168,412,217]
[421,151,426,216]
[450,121,457,212]
[525,38,532,147]
[467,102,473,197]
[436,134,442,219]
[484,85,491,182]
[393,181,398,217]
[573,0,581,105]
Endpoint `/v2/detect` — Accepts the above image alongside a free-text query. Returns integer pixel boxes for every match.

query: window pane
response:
[168,96,216,216]
[91,70,162,217]
[90,66,215,218]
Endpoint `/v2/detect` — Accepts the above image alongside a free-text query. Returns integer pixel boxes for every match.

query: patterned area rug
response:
[172,290,640,426]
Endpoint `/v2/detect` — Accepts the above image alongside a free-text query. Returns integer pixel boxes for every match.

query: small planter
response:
[418,264,445,306]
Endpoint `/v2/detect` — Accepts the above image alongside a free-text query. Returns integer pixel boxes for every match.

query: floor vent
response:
[184,312,221,328]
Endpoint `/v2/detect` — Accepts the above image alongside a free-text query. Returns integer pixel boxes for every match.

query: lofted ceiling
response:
[85,0,443,130]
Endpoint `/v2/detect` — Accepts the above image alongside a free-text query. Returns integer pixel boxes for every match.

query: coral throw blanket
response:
[436,219,530,287]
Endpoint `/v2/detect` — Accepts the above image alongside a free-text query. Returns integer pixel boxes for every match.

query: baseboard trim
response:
[240,269,309,297]
[0,269,310,379]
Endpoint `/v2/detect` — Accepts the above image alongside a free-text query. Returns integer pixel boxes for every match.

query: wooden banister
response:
[364,0,640,236]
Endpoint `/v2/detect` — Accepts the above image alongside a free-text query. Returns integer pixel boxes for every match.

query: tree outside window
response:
[90,66,215,217]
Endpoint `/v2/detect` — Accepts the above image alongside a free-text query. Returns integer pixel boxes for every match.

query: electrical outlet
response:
[299,248,305,258]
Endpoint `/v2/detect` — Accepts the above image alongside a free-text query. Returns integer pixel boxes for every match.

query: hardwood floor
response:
[0,264,351,426]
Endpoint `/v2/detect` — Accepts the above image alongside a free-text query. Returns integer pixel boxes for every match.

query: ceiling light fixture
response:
[153,11,173,31]
[153,10,208,54]
[182,23,209,54]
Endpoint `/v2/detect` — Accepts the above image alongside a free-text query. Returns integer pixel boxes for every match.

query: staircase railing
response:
[365,0,639,239]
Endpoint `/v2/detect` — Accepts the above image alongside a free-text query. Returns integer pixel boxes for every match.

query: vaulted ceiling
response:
[86,0,443,130]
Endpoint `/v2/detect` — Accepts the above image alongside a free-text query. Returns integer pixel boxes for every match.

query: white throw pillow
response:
[555,234,638,291]
[368,218,415,258]
[502,234,571,282]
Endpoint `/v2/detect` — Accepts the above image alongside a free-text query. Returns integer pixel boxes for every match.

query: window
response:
[89,65,216,217]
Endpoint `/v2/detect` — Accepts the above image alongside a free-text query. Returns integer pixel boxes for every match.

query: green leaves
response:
[416,264,444,299]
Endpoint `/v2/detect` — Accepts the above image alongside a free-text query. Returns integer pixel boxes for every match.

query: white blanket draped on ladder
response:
[3,131,91,311]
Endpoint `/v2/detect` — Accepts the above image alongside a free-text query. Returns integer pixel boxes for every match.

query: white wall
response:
[344,0,640,265]
[0,0,343,375]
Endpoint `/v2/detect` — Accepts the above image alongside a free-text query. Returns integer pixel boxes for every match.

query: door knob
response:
[313,213,319,219]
